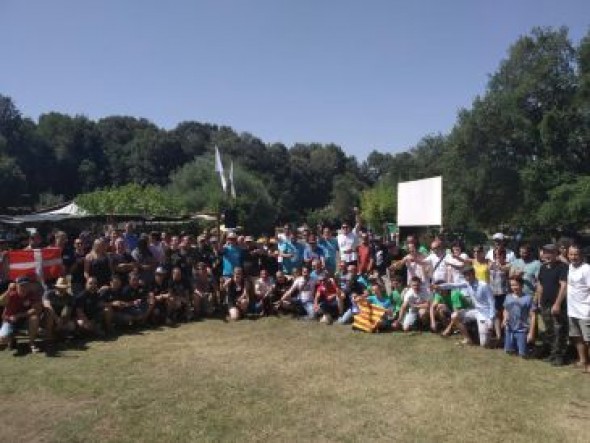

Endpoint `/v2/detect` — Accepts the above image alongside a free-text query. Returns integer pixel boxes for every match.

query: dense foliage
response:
[0,27,588,232]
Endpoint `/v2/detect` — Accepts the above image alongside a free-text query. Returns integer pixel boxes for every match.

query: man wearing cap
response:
[42,277,75,341]
[566,245,590,373]
[0,277,43,353]
[486,233,515,263]
[536,244,568,365]
[439,266,495,346]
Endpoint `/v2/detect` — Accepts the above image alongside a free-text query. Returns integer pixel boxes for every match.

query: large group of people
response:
[0,220,589,375]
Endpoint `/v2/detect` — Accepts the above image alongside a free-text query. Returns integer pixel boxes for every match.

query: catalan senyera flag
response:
[7,247,64,281]
[353,299,388,333]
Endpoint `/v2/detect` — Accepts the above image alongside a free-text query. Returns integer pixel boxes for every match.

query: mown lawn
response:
[1,318,589,442]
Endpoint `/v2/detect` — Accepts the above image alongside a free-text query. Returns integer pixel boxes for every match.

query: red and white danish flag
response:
[7,247,64,281]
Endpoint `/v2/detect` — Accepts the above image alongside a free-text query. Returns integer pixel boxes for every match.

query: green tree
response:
[360,182,397,230]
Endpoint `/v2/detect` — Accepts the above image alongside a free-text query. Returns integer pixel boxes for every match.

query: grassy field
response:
[1,318,589,442]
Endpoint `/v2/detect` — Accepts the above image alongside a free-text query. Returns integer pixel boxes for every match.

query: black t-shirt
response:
[373,244,391,275]
[75,290,102,318]
[61,245,76,269]
[169,278,191,297]
[43,289,74,315]
[538,261,568,307]
[270,279,292,301]
[120,285,147,303]
[150,280,169,296]
[98,287,123,304]
[242,247,261,277]
[70,252,87,285]
[111,252,135,283]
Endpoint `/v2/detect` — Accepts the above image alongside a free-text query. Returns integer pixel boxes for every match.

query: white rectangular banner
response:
[397,176,442,226]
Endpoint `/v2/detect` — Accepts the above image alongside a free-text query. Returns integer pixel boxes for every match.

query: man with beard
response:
[535,244,568,365]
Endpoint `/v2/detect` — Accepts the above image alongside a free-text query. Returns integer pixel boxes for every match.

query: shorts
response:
[568,317,590,342]
[318,299,339,317]
[0,318,27,338]
[458,309,493,347]
[494,294,506,313]
[402,308,425,329]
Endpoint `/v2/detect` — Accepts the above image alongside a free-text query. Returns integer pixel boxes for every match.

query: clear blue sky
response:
[1,0,588,160]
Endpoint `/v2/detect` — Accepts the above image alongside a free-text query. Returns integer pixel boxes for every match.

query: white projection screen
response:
[397,176,442,226]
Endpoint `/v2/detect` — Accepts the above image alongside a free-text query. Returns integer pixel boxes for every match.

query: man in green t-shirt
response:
[387,275,404,324]
[431,280,472,336]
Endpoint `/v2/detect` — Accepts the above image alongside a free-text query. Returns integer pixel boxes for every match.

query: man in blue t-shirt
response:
[318,227,339,275]
[221,232,243,278]
[278,229,299,275]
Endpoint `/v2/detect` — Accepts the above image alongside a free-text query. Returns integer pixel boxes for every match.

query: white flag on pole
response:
[229,161,236,199]
[214,146,227,192]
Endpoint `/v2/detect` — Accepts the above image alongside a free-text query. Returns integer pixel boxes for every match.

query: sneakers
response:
[320,314,333,325]
[551,356,565,366]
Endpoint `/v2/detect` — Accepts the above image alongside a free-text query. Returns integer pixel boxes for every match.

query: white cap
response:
[492,233,504,241]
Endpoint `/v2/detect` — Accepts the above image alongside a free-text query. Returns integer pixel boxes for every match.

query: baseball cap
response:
[492,233,505,241]
[16,276,31,285]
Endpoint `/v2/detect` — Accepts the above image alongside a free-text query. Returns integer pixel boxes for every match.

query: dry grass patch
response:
[1,318,589,442]
[0,391,97,443]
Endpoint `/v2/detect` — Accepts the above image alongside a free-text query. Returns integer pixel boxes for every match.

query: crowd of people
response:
[0,220,589,375]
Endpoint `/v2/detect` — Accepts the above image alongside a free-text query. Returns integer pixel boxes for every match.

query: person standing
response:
[536,244,568,365]
[566,245,590,374]
[337,222,359,266]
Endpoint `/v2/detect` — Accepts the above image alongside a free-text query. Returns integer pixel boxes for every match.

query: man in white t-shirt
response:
[396,276,432,331]
[280,266,318,319]
[425,239,448,283]
[566,245,590,374]
[337,222,359,265]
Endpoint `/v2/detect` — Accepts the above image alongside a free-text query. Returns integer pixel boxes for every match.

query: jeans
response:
[296,300,315,319]
[338,308,354,324]
[505,329,528,356]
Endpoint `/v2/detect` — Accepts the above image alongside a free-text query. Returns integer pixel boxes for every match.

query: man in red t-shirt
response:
[357,233,374,277]
[0,276,43,353]
[313,273,344,324]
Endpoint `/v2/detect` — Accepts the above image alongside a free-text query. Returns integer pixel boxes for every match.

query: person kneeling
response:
[313,273,343,324]
[396,277,431,332]
[222,267,252,321]
[75,277,113,337]
[42,277,76,343]
[0,277,43,353]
